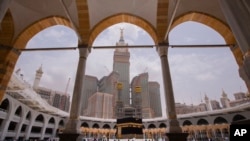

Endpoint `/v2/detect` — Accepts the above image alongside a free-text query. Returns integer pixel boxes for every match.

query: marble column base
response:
[167,119,182,133]
[59,133,81,141]
[63,119,81,134]
[166,133,189,141]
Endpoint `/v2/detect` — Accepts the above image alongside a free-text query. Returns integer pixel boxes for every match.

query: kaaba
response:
[116,117,143,139]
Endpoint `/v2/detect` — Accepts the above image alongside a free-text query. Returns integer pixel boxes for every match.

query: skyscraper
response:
[131,73,154,118]
[81,75,98,115]
[85,92,113,118]
[148,81,162,117]
[113,28,130,106]
[99,71,119,116]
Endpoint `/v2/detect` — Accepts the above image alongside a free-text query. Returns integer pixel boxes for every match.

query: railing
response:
[0,110,7,118]
[13,115,21,121]
[0,108,7,112]
[33,121,44,127]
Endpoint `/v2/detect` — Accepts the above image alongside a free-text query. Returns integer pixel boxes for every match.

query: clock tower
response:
[113,28,130,106]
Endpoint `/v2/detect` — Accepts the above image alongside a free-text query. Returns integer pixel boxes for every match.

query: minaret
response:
[204,94,211,111]
[113,28,130,106]
[33,65,43,91]
[220,89,231,108]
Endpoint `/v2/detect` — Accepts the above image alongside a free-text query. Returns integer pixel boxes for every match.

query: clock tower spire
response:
[113,29,130,106]
[116,28,128,52]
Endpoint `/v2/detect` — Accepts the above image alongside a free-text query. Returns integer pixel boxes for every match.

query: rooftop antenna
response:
[64,77,71,96]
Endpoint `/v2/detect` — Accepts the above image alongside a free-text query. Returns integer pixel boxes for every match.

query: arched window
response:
[92,123,99,128]
[26,111,31,120]
[232,114,246,122]
[197,119,209,125]
[35,114,44,123]
[48,117,55,124]
[81,122,89,128]
[214,117,228,124]
[148,124,156,129]
[59,120,64,126]
[103,124,110,129]
[183,120,192,126]
[0,99,9,112]
[159,123,166,128]
[15,106,22,117]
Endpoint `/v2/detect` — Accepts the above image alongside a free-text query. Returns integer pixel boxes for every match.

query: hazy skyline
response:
[15,22,247,117]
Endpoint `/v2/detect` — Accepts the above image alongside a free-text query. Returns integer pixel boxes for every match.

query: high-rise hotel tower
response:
[113,29,130,106]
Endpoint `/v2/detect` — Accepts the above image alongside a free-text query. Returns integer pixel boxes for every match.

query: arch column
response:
[219,1,250,83]
[25,116,35,140]
[15,114,26,140]
[40,121,48,140]
[0,45,20,102]
[157,43,188,141]
[0,119,11,140]
[53,121,59,137]
[59,45,90,141]
[0,99,14,140]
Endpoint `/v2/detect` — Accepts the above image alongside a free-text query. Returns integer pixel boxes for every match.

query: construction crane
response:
[103,65,110,74]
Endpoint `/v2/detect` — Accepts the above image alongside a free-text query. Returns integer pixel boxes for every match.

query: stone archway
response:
[88,13,158,46]
[170,11,249,91]
[13,16,73,50]
[170,12,242,66]
[0,10,15,102]
[0,16,73,102]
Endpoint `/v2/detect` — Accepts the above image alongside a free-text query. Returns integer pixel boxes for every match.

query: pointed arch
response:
[59,119,65,127]
[13,16,73,50]
[171,12,243,66]
[0,98,10,112]
[35,114,44,123]
[14,106,23,117]
[171,12,235,44]
[88,13,158,46]
[25,111,31,121]
[48,117,55,124]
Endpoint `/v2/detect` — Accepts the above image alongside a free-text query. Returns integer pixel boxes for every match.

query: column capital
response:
[157,42,169,57]
[78,44,90,58]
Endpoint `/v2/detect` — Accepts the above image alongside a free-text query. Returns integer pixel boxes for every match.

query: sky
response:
[14,21,247,117]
